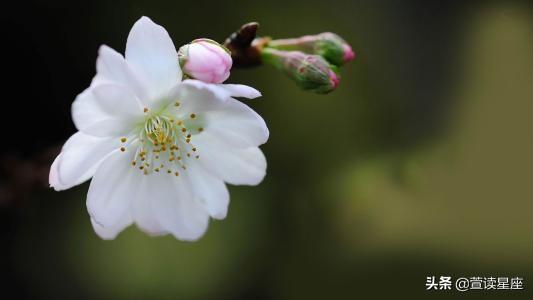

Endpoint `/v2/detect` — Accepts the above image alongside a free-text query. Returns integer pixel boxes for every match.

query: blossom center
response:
[119,104,202,177]
[144,116,175,146]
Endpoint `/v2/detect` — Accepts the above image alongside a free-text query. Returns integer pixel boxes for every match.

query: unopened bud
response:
[268,32,355,66]
[178,39,232,83]
[262,48,339,94]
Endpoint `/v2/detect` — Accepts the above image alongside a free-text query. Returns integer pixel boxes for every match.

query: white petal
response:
[86,150,136,228]
[90,214,132,240]
[215,84,262,99]
[166,80,262,117]
[125,16,181,100]
[194,132,267,186]
[72,83,143,137]
[131,174,167,236]
[168,82,268,148]
[54,132,117,190]
[180,79,232,101]
[163,80,227,115]
[94,45,151,105]
[203,98,269,148]
[163,80,233,111]
[49,153,70,191]
[149,174,210,241]
[186,163,229,219]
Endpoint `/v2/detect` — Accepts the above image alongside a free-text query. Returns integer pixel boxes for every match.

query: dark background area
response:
[1,0,532,299]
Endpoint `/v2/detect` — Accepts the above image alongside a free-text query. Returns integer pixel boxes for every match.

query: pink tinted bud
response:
[342,44,355,62]
[328,70,340,88]
[178,39,232,83]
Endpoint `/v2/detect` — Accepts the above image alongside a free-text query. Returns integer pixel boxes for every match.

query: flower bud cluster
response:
[261,32,355,94]
[176,28,354,94]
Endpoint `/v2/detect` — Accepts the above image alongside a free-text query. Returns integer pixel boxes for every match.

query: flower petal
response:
[215,84,262,99]
[203,98,269,148]
[86,150,136,228]
[162,80,228,114]
[131,175,167,236]
[194,132,267,186]
[49,153,67,190]
[125,16,181,100]
[149,174,210,241]
[168,79,231,112]
[181,79,231,100]
[72,83,143,137]
[90,214,132,240]
[166,80,262,117]
[186,163,229,219]
[93,45,151,105]
[53,132,117,190]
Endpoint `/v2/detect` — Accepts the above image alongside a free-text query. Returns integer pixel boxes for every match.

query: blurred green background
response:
[1,0,533,299]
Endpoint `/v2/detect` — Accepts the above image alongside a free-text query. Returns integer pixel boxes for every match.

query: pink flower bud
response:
[261,48,340,94]
[267,32,355,67]
[342,44,355,62]
[328,70,340,88]
[178,39,232,84]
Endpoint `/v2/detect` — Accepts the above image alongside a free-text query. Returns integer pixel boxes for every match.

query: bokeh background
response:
[1,0,533,299]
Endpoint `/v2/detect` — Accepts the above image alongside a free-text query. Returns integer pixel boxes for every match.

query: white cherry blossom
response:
[49,17,268,240]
